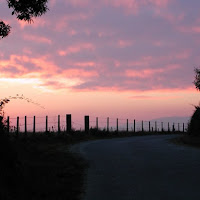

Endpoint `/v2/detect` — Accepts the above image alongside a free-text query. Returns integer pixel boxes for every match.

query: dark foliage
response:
[194,68,200,91]
[187,68,200,136]
[0,0,49,39]
[188,106,200,136]
[0,116,6,133]
[0,98,10,133]
[7,0,49,22]
[0,21,11,39]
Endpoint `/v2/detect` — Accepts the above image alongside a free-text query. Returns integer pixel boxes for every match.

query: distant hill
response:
[150,116,190,124]
[149,116,191,132]
[111,116,191,132]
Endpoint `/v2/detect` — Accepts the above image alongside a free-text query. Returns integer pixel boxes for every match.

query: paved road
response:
[70,135,200,200]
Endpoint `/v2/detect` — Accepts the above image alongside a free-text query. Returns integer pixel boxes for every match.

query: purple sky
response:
[0,0,200,122]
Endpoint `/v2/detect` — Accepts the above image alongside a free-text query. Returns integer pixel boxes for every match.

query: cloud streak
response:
[0,0,199,93]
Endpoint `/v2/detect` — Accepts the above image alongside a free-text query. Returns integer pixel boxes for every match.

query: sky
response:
[0,0,200,129]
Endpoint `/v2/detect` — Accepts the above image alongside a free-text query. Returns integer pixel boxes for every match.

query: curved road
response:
[70,135,200,200]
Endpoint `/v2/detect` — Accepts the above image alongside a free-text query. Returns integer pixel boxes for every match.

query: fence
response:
[5,114,188,134]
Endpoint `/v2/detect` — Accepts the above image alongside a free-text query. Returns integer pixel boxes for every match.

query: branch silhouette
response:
[0,0,49,39]
[0,94,45,115]
[194,67,200,91]
[0,94,44,132]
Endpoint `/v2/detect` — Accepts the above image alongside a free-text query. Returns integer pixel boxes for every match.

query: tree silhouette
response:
[194,68,200,91]
[0,0,49,39]
[0,98,10,133]
[188,68,200,136]
[0,21,11,38]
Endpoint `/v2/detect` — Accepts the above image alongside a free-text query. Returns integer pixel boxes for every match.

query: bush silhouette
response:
[188,68,200,136]
[0,98,10,133]
[188,106,200,136]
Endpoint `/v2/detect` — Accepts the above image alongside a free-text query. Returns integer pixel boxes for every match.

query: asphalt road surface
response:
[70,135,200,200]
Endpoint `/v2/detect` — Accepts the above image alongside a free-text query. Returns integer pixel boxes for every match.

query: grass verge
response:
[0,133,89,200]
[170,134,200,149]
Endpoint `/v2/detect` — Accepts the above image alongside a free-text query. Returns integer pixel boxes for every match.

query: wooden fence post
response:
[183,123,185,133]
[142,120,144,132]
[178,123,180,132]
[155,121,157,132]
[127,119,129,132]
[33,116,35,133]
[46,116,48,132]
[16,117,19,136]
[85,116,89,132]
[116,118,118,132]
[58,115,60,133]
[161,122,163,132]
[66,114,72,132]
[7,116,9,133]
[107,117,109,132]
[149,121,151,132]
[168,122,170,132]
[25,116,27,134]
[96,117,98,130]
[173,123,175,132]
[134,119,136,133]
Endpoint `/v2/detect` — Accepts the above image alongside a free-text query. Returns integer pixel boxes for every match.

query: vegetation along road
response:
[71,135,200,200]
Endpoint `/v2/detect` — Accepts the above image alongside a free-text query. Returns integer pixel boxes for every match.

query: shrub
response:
[0,98,10,134]
[188,105,200,136]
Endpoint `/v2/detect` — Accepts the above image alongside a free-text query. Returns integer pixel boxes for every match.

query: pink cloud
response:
[0,53,99,80]
[155,10,185,24]
[64,0,91,7]
[0,55,28,76]
[58,43,95,56]
[68,29,77,36]
[118,39,133,48]
[149,0,171,7]
[22,48,32,55]
[192,26,200,33]
[126,64,181,78]
[0,53,99,90]
[39,80,68,90]
[126,52,190,69]
[103,0,171,14]
[23,34,52,44]
[129,95,181,100]
[74,62,96,67]
[114,60,121,67]
[49,0,56,8]
[103,0,140,13]
[30,56,59,73]
[63,69,98,78]
[175,50,191,60]
[55,13,90,32]
[178,26,200,34]
[18,18,48,29]
[127,56,154,67]
[98,31,115,38]
[0,54,59,79]
[126,69,160,78]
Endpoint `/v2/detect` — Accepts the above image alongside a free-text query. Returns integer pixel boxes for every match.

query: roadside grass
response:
[170,133,200,149]
[0,130,182,200]
[0,133,88,200]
